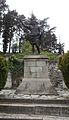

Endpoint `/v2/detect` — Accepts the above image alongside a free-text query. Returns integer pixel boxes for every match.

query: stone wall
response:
[49,62,64,89]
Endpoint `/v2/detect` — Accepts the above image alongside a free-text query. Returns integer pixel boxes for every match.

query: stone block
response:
[24,72,31,78]
[36,61,46,66]
[37,72,49,78]
[30,72,37,78]
[30,67,42,73]
[24,67,30,73]
[24,61,36,67]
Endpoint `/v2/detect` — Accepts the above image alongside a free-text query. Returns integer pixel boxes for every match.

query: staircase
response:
[0,97,69,120]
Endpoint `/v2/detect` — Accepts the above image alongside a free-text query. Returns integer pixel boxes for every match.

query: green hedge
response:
[0,55,8,90]
[58,51,69,88]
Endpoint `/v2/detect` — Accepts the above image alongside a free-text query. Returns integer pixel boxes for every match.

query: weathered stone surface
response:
[0,89,16,98]
[49,63,67,90]
[0,113,69,120]
[16,78,56,95]
[4,71,12,89]
[17,55,56,95]
[24,55,49,79]
[36,61,46,66]
[30,67,42,73]
[0,89,69,118]
[0,102,69,117]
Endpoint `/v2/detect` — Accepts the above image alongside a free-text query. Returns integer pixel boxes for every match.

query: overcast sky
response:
[6,0,69,52]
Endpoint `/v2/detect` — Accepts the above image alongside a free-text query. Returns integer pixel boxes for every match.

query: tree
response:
[2,27,9,53]
[0,0,8,53]
[15,14,26,53]
[2,10,18,54]
[0,0,8,34]
[12,43,18,53]
[41,27,57,52]
[56,42,64,55]
[2,10,58,54]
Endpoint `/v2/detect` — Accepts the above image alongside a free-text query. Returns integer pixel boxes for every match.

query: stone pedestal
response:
[16,55,56,95]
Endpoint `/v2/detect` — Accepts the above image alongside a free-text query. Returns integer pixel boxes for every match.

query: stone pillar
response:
[17,55,56,95]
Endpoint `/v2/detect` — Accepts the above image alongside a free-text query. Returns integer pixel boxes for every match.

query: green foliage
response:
[11,40,57,61]
[40,50,57,61]
[58,51,69,88]
[14,40,57,61]
[9,55,24,87]
[22,40,32,56]
[0,52,4,56]
[14,41,32,59]
[0,55,8,90]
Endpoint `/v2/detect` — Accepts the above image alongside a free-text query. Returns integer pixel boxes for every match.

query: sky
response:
[4,0,69,52]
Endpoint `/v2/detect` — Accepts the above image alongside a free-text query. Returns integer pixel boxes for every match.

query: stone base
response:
[16,78,57,95]
[16,55,58,95]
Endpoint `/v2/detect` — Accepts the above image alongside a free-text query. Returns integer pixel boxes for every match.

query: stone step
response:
[0,98,69,105]
[0,113,69,120]
[0,113,42,120]
[0,103,69,117]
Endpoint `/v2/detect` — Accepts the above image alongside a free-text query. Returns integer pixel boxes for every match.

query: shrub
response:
[9,55,24,88]
[14,41,32,59]
[0,55,8,90]
[58,51,69,88]
[41,50,57,61]
[22,40,32,56]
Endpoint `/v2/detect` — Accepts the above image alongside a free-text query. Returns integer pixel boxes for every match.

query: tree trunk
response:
[8,38,11,54]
